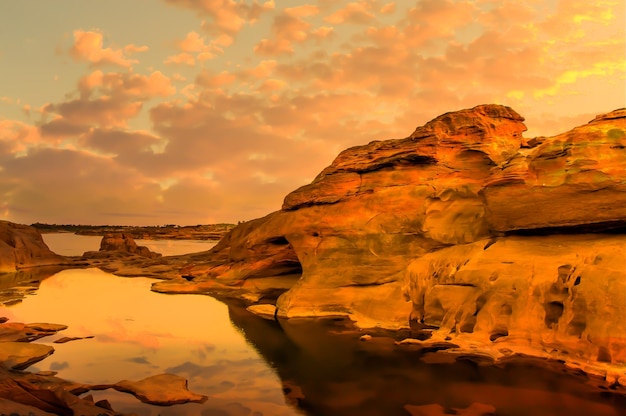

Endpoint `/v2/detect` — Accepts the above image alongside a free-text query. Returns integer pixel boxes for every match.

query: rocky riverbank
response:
[0,104,625,411]
[0,318,206,415]
[149,104,626,388]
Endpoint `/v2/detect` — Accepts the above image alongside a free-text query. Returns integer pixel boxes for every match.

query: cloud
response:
[39,70,175,135]
[254,5,323,57]
[165,0,275,37]
[69,30,148,68]
[82,128,162,157]
[2,1,624,227]
[165,31,232,65]
[324,1,377,24]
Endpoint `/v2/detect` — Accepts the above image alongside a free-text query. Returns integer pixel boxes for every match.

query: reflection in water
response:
[135,238,218,257]
[2,231,625,415]
[1,269,299,415]
[226,302,626,416]
[0,266,66,306]
[41,232,217,257]
[41,233,102,256]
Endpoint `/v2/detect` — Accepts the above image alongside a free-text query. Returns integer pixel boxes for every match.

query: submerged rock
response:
[152,104,626,377]
[112,373,208,405]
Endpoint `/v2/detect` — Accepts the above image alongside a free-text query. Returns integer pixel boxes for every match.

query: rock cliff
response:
[0,221,64,272]
[152,104,626,374]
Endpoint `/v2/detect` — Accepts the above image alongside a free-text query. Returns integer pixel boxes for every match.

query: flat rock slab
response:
[0,322,67,342]
[0,342,54,370]
[246,304,277,320]
[54,335,94,344]
[113,373,208,406]
[25,323,68,332]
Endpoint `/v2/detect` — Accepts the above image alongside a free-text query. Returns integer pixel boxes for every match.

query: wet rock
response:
[0,342,54,370]
[0,322,67,342]
[54,335,94,344]
[246,304,277,320]
[113,373,208,405]
[25,323,68,333]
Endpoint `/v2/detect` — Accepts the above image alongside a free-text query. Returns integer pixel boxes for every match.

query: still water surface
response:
[0,234,623,415]
[41,232,219,257]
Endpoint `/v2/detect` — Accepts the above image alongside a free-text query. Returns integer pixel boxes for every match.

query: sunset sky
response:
[1,0,624,226]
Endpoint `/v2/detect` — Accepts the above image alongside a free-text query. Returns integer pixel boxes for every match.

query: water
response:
[1,235,624,415]
[41,232,218,257]
[1,269,298,415]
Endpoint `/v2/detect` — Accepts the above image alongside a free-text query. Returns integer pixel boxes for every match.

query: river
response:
[0,233,622,415]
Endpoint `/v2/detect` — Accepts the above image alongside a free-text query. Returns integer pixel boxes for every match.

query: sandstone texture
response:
[0,221,64,272]
[91,232,162,259]
[152,104,626,379]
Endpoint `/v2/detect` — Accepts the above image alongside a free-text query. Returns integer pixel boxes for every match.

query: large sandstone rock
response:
[0,221,64,272]
[152,104,626,373]
[94,232,161,259]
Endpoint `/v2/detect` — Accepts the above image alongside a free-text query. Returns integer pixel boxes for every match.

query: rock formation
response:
[0,221,64,272]
[153,104,626,379]
[90,232,162,259]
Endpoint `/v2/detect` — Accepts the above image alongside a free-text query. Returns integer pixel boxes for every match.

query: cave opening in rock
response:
[246,235,303,304]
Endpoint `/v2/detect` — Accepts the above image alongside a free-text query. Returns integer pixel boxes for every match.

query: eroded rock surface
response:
[152,104,626,378]
[89,232,162,259]
[0,221,64,272]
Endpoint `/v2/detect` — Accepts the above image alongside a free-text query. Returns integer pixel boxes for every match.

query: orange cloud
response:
[40,70,175,136]
[165,52,196,66]
[165,0,275,37]
[324,1,376,24]
[3,0,624,227]
[165,31,232,65]
[69,30,148,68]
[254,4,322,57]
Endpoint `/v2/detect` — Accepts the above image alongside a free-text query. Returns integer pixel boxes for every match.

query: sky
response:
[0,0,624,226]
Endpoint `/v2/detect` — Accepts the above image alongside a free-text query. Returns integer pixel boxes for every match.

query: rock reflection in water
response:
[226,302,626,416]
[0,266,66,306]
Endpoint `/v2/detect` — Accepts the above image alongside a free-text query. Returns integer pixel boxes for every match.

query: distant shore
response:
[32,223,235,241]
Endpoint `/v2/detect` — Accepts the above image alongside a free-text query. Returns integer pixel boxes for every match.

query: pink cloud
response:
[69,30,148,68]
